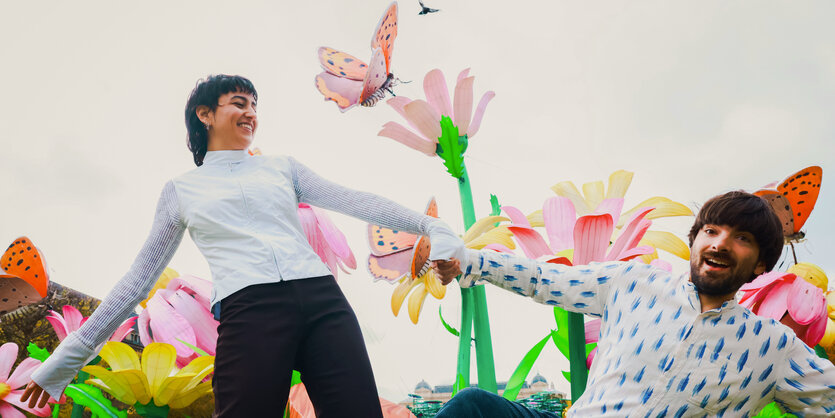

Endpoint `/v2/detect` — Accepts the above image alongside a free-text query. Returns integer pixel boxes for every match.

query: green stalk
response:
[454,288,473,394]
[566,312,588,401]
[457,164,497,393]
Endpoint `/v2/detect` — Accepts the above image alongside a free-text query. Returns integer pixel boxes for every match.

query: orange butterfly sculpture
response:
[315,2,399,112]
[0,236,49,315]
[754,166,822,252]
[367,197,436,283]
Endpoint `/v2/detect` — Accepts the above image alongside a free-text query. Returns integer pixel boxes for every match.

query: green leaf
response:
[562,371,571,383]
[551,307,570,359]
[752,402,798,417]
[176,338,210,357]
[439,306,460,337]
[503,331,556,401]
[585,342,597,358]
[64,383,127,418]
[291,369,302,386]
[134,401,170,418]
[435,116,466,178]
[814,344,829,360]
[27,342,50,362]
[489,194,501,216]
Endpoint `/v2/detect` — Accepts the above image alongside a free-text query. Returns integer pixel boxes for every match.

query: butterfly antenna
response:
[789,242,798,265]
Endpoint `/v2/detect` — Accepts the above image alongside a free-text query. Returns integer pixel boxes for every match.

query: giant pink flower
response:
[739,271,828,347]
[378,68,495,155]
[137,275,218,367]
[0,342,54,417]
[297,203,356,279]
[46,305,136,343]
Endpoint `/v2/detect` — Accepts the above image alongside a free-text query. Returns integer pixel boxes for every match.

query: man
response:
[431,191,835,417]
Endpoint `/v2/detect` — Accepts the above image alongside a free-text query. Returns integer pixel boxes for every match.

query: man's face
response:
[689,224,766,296]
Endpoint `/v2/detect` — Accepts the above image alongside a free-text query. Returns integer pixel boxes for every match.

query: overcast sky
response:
[1,0,834,402]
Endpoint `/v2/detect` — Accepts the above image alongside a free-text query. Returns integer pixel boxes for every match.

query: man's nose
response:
[710,232,731,251]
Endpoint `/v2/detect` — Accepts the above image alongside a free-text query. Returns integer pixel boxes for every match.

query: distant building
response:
[402,373,567,407]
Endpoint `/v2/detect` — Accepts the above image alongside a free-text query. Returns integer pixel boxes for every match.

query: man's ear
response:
[196,105,212,125]
[754,261,766,276]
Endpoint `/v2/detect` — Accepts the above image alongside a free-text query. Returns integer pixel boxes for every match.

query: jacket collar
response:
[203,150,250,165]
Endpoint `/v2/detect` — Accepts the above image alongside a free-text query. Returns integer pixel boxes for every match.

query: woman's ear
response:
[196,105,212,126]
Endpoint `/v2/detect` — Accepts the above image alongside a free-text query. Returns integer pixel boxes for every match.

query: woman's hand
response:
[21,381,51,409]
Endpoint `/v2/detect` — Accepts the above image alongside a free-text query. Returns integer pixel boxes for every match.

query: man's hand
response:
[21,381,51,409]
[431,258,462,285]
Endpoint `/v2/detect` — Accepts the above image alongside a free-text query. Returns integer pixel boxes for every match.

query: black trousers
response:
[212,276,384,417]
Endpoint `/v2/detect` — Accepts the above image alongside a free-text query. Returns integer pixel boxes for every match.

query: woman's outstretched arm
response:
[26,181,186,401]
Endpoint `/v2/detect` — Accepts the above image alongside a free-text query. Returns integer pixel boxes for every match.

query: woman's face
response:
[202,91,258,150]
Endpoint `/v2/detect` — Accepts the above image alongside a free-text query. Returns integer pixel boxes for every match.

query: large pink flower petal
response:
[457,68,470,85]
[593,198,625,227]
[109,316,137,342]
[507,226,553,259]
[543,197,576,252]
[167,289,218,356]
[739,271,788,292]
[137,309,153,347]
[607,207,654,261]
[423,69,453,119]
[453,76,474,135]
[501,205,530,227]
[385,96,420,132]
[0,342,18,382]
[5,391,52,417]
[586,347,597,369]
[466,90,495,138]
[787,278,825,325]
[61,305,84,333]
[168,275,213,308]
[803,303,828,347]
[650,259,673,272]
[146,293,196,357]
[311,206,357,269]
[616,245,655,262]
[378,122,437,156]
[45,312,69,342]
[483,243,515,254]
[0,403,26,418]
[6,358,42,389]
[585,319,601,343]
[403,100,442,141]
[755,280,793,321]
[574,214,614,265]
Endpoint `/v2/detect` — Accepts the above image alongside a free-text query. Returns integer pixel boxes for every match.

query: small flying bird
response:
[418,0,439,15]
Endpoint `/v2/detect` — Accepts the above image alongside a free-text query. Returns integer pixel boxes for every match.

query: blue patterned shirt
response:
[460,249,835,417]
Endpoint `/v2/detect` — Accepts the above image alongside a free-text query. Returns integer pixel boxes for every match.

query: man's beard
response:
[690,251,757,296]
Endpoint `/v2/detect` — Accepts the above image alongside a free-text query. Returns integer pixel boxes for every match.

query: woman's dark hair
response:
[185,75,258,166]
[688,191,784,272]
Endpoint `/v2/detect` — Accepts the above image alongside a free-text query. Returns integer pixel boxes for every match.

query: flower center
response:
[0,382,10,399]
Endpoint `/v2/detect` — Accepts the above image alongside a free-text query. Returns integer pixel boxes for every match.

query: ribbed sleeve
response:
[31,181,186,399]
[290,157,433,235]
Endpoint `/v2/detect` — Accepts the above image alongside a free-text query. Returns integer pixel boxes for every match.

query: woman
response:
[23,74,465,417]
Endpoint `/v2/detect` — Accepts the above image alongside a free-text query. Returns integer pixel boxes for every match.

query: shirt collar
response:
[203,150,250,165]
[683,274,741,313]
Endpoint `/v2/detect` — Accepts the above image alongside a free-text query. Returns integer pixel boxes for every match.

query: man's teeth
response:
[706,257,729,267]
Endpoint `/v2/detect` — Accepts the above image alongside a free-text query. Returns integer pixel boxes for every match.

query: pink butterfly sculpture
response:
[297,203,357,280]
[315,2,399,111]
[0,342,56,417]
[46,305,136,343]
[739,271,828,347]
[137,275,218,367]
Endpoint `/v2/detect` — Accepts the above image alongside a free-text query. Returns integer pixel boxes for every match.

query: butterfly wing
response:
[315,71,364,112]
[368,224,418,256]
[368,250,413,283]
[775,166,822,233]
[359,48,390,104]
[370,2,398,74]
[0,277,42,315]
[1,236,49,297]
[318,47,369,80]
[754,190,795,238]
[410,197,438,278]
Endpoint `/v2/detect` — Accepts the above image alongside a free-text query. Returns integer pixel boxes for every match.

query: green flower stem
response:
[455,287,474,393]
[456,164,497,393]
[566,312,588,401]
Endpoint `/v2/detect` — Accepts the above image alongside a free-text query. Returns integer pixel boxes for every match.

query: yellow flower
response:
[139,267,180,309]
[83,342,213,409]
